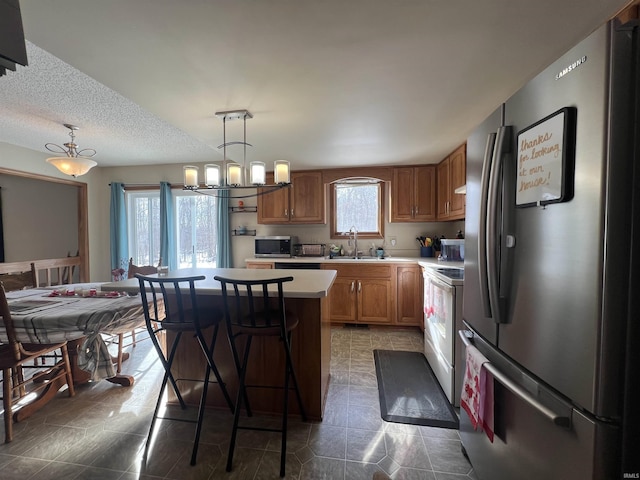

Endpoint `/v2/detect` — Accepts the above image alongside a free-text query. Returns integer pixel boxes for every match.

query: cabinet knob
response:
[350,281,355,293]
[290,209,294,218]
[284,209,288,217]
[357,280,361,293]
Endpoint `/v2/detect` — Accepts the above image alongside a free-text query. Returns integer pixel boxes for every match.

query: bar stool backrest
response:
[135,274,205,331]
[214,276,294,332]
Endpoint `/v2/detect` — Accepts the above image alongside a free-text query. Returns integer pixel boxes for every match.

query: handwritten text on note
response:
[516,111,565,206]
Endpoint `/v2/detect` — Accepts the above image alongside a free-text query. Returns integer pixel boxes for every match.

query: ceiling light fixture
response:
[45,123,97,177]
[183,109,290,198]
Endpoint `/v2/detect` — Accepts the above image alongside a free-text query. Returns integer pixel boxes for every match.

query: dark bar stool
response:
[215,275,307,478]
[135,273,234,466]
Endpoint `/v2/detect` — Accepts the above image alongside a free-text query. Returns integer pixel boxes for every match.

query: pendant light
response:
[182,109,290,197]
[45,124,98,177]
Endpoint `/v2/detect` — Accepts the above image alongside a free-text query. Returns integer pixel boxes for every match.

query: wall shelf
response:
[232,229,256,236]
[229,206,257,213]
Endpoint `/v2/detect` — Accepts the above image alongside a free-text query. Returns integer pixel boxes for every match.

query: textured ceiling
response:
[0,0,633,170]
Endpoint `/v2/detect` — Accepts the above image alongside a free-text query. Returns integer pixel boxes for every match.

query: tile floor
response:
[0,327,476,479]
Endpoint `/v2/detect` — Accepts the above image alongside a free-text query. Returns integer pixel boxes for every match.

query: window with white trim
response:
[174,191,218,268]
[126,190,218,268]
[330,179,384,240]
[127,191,161,267]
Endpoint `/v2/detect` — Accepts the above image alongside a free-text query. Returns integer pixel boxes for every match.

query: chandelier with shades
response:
[183,109,291,198]
[45,123,98,177]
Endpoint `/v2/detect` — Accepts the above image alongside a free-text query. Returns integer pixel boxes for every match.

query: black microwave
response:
[254,236,297,258]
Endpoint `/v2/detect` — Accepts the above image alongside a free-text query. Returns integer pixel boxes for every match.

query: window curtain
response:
[160,181,177,270]
[216,190,232,267]
[109,182,128,276]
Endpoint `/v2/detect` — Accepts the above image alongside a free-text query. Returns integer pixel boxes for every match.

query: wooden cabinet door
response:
[257,173,290,224]
[257,171,325,224]
[436,157,451,220]
[436,143,466,221]
[449,144,466,220]
[290,171,325,224]
[357,278,392,324]
[396,265,422,326]
[414,166,436,222]
[391,166,435,222]
[390,167,415,222]
[328,277,357,322]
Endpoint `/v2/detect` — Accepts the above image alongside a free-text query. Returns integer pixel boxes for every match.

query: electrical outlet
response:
[390,237,397,246]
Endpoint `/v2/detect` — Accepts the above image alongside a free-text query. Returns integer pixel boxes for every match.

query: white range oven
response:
[421,265,464,406]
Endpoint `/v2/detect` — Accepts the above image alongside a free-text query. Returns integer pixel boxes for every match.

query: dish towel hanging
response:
[460,344,494,442]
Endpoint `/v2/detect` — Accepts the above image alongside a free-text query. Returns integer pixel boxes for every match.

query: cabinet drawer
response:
[329,264,392,278]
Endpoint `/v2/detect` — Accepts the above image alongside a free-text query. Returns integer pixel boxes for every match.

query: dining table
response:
[3,282,150,386]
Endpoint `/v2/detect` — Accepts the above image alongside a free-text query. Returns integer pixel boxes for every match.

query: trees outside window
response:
[127,191,161,267]
[174,192,218,268]
[126,190,218,268]
[331,180,384,239]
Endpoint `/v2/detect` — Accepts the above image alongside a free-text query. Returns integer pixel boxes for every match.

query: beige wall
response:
[0,173,78,261]
[1,143,465,279]
[103,163,465,268]
[1,142,104,280]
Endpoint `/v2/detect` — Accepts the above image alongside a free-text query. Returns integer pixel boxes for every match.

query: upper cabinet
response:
[390,166,436,222]
[436,144,466,221]
[257,170,326,224]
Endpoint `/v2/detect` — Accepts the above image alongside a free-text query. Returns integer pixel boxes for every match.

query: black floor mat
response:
[374,349,459,429]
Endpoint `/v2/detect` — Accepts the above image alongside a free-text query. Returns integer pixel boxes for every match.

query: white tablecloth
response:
[3,283,149,380]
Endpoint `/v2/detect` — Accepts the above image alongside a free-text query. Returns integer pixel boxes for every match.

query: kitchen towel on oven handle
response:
[460,343,495,442]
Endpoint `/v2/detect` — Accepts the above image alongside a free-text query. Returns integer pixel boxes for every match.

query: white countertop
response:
[417,259,464,270]
[247,256,464,269]
[102,267,337,299]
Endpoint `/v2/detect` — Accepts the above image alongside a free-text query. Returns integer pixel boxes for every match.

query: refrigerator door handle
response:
[486,126,511,323]
[478,132,496,318]
[459,330,572,428]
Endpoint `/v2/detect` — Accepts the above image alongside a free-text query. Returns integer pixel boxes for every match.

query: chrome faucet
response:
[349,226,359,259]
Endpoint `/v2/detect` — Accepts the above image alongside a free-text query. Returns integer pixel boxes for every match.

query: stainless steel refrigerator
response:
[461,18,639,480]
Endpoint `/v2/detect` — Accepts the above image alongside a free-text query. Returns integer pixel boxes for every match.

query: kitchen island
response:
[102,267,336,420]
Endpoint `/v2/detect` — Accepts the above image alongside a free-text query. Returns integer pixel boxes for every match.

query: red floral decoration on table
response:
[111,268,125,282]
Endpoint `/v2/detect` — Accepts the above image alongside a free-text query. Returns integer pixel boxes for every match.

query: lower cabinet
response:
[396,265,423,326]
[246,261,274,269]
[248,261,423,327]
[323,264,392,324]
[326,277,358,322]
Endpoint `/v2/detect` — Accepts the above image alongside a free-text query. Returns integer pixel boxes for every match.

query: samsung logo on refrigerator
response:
[555,56,587,79]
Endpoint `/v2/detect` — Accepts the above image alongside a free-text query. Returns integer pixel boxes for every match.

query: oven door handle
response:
[425,274,453,293]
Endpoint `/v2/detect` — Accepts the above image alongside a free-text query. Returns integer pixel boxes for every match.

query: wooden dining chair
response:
[0,266,49,369]
[0,264,37,292]
[107,257,162,374]
[135,273,234,465]
[127,257,161,279]
[0,282,75,443]
[61,250,79,285]
[125,257,162,345]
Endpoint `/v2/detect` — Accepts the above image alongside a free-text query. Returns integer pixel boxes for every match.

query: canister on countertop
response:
[440,239,464,261]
